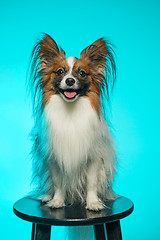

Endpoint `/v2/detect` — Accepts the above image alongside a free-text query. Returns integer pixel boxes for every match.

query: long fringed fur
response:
[30,96,117,203]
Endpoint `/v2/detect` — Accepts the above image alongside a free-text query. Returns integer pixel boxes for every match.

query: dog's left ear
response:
[81,38,116,95]
[80,38,107,73]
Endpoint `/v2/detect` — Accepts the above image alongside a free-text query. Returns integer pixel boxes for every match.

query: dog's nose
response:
[65,78,75,86]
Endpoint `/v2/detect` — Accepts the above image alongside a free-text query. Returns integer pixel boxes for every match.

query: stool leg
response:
[94,224,106,240]
[31,223,35,240]
[34,224,51,240]
[105,221,122,240]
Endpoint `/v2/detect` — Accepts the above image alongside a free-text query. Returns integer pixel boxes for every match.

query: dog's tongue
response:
[64,91,77,99]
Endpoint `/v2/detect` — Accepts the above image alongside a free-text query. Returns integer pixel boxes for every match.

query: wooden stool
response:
[13,196,134,240]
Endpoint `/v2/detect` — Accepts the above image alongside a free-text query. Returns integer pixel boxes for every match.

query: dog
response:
[29,33,117,211]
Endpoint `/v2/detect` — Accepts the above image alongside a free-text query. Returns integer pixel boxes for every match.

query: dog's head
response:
[30,34,116,112]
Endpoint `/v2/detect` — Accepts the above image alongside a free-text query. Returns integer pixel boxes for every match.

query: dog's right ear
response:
[29,34,65,109]
[38,34,65,69]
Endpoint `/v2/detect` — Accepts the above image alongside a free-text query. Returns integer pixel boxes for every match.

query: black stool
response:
[13,196,134,240]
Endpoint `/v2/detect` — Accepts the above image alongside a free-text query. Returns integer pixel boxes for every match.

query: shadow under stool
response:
[13,196,134,240]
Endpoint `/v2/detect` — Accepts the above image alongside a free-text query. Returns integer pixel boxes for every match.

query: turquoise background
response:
[0,0,160,239]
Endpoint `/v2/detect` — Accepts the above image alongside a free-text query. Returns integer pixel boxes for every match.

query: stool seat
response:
[13,196,134,240]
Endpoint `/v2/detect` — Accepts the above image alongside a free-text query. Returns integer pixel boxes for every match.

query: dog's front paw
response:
[46,198,65,209]
[86,200,104,211]
[41,194,52,203]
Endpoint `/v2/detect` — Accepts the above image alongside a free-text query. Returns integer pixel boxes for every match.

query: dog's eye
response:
[79,70,86,77]
[56,68,64,75]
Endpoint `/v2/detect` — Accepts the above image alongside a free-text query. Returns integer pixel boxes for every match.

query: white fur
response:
[41,94,116,210]
[45,95,100,171]
[66,56,76,70]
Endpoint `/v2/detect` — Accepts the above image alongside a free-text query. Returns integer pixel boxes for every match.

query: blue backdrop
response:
[0,0,160,239]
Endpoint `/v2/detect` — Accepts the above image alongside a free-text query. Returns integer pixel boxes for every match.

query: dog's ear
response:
[39,34,65,68]
[80,38,116,98]
[80,38,107,73]
[29,34,66,107]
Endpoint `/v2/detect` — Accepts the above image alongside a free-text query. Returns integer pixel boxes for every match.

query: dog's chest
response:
[45,95,100,170]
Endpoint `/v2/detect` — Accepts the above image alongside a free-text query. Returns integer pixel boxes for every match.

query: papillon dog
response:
[29,33,117,211]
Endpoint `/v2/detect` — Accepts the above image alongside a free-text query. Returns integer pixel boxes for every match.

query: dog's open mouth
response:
[64,90,77,99]
[60,89,80,100]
